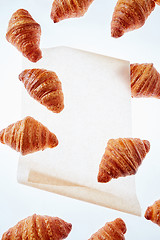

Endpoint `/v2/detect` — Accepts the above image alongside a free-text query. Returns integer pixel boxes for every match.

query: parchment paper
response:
[17,46,141,216]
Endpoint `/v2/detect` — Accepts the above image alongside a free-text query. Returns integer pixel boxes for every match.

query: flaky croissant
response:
[6,9,42,62]
[111,0,155,38]
[0,116,58,155]
[145,200,160,226]
[88,218,126,240]
[98,138,150,183]
[130,63,160,98]
[2,214,72,240]
[19,69,64,113]
[51,0,94,23]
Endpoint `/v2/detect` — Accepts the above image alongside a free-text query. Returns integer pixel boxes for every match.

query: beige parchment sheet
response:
[17,46,141,216]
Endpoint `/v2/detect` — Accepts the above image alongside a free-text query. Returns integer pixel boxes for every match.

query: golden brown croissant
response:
[145,200,160,226]
[111,0,155,38]
[98,138,150,183]
[51,0,94,23]
[0,116,58,155]
[88,218,127,240]
[2,214,72,240]
[6,9,42,62]
[19,69,64,113]
[130,63,160,98]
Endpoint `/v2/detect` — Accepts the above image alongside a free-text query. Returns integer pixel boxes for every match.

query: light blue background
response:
[0,0,160,239]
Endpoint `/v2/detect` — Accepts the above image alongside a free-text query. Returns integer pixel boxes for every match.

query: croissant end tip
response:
[50,15,59,23]
[155,0,160,5]
[114,218,127,234]
[48,133,59,148]
[50,10,60,23]
[143,140,150,153]
[144,206,153,220]
[0,129,5,144]
[97,172,111,183]
[27,48,42,63]
[19,70,27,81]
[111,27,124,38]
[66,222,72,233]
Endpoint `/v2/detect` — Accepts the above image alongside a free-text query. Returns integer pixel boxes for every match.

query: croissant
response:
[0,116,58,155]
[50,0,94,23]
[88,218,126,240]
[19,69,64,113]
[145,200,160,226]
[6,9,42,62]
[2,214,72,240]
[130,63,160,98]
[111,0,155,38]
[98,138,150,183]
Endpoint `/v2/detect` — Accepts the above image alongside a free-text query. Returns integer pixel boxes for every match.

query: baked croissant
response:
[0,116,58,155]
[51,0,94,23]
[2,214,72,240]
[88,218,126,240]
[6,9,42,62]
[19,69,64,113]
[145,200,160,226]
[130,63,160,98]
[111,0,155,38]
[98,138,150,183]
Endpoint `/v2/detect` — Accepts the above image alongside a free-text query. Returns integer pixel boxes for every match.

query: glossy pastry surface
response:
[145,200,160,226]
[111,0,155,38]
[155,0,160,5]
[88,218,126,240]
[0,116,58,155]
[51,0,94,22]
[6,9,42,62]
[98,138,150,183]
[131,63,160,98]
[2,214,72,240]
[19,69,64,113]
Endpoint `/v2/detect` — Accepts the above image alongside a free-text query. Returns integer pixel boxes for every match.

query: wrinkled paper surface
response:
[17,46,141,216]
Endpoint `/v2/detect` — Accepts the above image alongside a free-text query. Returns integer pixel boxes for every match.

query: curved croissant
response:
[130,63,160,98]
[2,214,72,240]
[98,138,150,183]
[111,0,155,38]
[88,218,126,240]
[0,116,58,155]
[51,0,94,23]
[19,69,64,113]
[6,9,42,62]
[145,200,160,226]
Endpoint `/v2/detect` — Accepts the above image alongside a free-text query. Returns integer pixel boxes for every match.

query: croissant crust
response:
[0,116,58,155]
[111,0,155,38]
[98,138,150,183]
[6,9,42,62]
[130,63,160,98]
[51,0,94,23]
[145,200,160,226]
[2,214,72,240]
[88,218,127,240]
[155,0,160,5]
[19,69,64,113]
